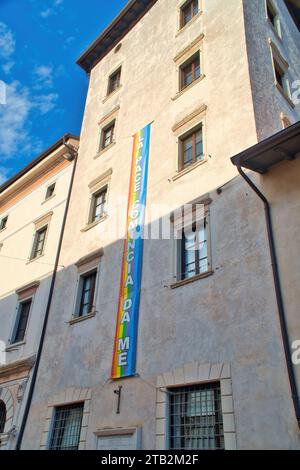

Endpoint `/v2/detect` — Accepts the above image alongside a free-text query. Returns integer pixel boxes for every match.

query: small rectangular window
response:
[273,58,291,98]
[180,52,201,90]
[90,187,107,224]
[169,383,224,450]
[266,0,281,36]
[45,183,56,200]
[12,298,32,344]
[179,125,203,170]
[31,226,47,260]
[101,121,115,150]
[78,270,97,317]
[181,0,199,28]
[0,216,8,231]
[108,67,121,95]
[49,403,84,450]
[179,218,208,280]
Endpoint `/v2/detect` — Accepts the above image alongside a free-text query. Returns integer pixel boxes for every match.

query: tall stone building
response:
[2,0,299,450]
[0,135,79,449]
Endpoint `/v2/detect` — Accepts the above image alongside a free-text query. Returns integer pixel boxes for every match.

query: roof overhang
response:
[0,134,79,194]
[284,0,300,32]
[231,121,300,173]
[76,0,158,74]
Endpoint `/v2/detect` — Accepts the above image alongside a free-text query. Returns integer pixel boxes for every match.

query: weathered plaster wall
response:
[243,0,300,140]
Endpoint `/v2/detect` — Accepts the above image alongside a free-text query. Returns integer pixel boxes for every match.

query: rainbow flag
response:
[111,124,151,379]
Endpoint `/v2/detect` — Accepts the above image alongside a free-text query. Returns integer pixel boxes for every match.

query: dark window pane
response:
[102,123,115,149]
[0,216,8,231]
[181,219,208,280]
[78,271,97,317]
[181,0,198,27]
[180,54,201,90]
[267,4,275,26]
[0,400,6,433]
[46,183,56,200]
[108,68,121,95]
[180,125,203,169]
[13,299,32,343]
[169,383,224,450]
[32,227,47,259]
[91,188,107,223]
[49,403,84,450]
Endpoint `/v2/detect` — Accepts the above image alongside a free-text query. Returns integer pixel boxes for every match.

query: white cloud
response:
[33,65,54,89]
[0,81,58,159]
[0,167,10,185]
[40,8,53,18]
[0,22,15,75]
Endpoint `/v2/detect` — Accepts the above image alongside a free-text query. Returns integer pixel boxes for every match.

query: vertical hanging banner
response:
[111,123,151,379]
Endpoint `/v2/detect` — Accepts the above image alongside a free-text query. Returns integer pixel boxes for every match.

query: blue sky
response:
[0,0,128,184]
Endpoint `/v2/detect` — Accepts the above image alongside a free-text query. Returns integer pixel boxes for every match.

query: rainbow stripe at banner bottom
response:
[111,124,151,379]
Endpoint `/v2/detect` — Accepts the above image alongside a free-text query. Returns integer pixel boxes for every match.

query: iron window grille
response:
[180,52,201,90]
[0,216,8,231]
[49,403,84,450]
[90,187,107,223]
[179,125,203,170]
[0,400,6,434]
[31,226,47,260]
[11,298,32,344]
[78,270,97,317]
[107,67,121,95]
[45,183,56,200]
[181,0,199,28]
[169,383,224,450]
[101,122,115,150]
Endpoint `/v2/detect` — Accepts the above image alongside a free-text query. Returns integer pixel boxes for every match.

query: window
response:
[181,0,199,28]
[273,58,291,98]
[45,183,56,200]
[90,187,107,223]
[107,67,121,95]
[179,125,203,170]
[169,383,224,450]
[266,0,281,36]
[11,298,32,344]
[100,121,115,150]
[49,403,84,450]
[179,217,208,280]
[30,226,47,260]
[180,52,201,90]
[77,270,97,317]
[0,216,8,231]
[0,401,6,434]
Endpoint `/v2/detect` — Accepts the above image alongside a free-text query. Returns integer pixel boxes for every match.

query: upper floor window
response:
[45,183,56,200]
[77,270,97,318]
[181,0,199,28]
[169,383,224,450]
[273,56,291,99]
[100,121,115,150]
[179,125,203,171]
[180,52,201,90]
[49,403,84,450]
[0,216,8,231]
[180,218,208,280]
[89,187,107,224]
[107,67,121,95]
[0,400,6,434]
[30,226,47,260]
[266,0,281,37]
[11,298,32,344]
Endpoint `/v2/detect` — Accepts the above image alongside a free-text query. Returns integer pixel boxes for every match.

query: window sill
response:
[41,194,56,205]
[81,214,108,232]
[176,11,203,37]
[26,254,45,265]
[69,311,96,325]
[172,74,205,101]
[170,270,214,289]
[102,85,122,104]
[94,142,116,159]
[171,157,208,182]
[275,82,295,108]
[6,340,26,351]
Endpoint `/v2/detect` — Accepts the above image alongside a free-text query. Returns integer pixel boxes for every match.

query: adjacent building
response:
[0,135,79,449]
[0,0,299,450]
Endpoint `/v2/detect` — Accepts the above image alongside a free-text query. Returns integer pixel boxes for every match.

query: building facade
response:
[0,135,79,449]
[1,0,299,450]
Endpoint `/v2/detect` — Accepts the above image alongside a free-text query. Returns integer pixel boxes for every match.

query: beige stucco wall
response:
[21,0,300,450]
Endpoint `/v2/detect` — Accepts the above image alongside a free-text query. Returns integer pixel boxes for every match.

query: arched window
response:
[0,400,6,433]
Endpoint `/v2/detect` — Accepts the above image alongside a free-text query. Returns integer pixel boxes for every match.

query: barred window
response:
[49,403,84,450]
[0,400,6,434]
[169,383,224,450]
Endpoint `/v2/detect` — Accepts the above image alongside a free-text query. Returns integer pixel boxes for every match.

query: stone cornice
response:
[0,355,36,381]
